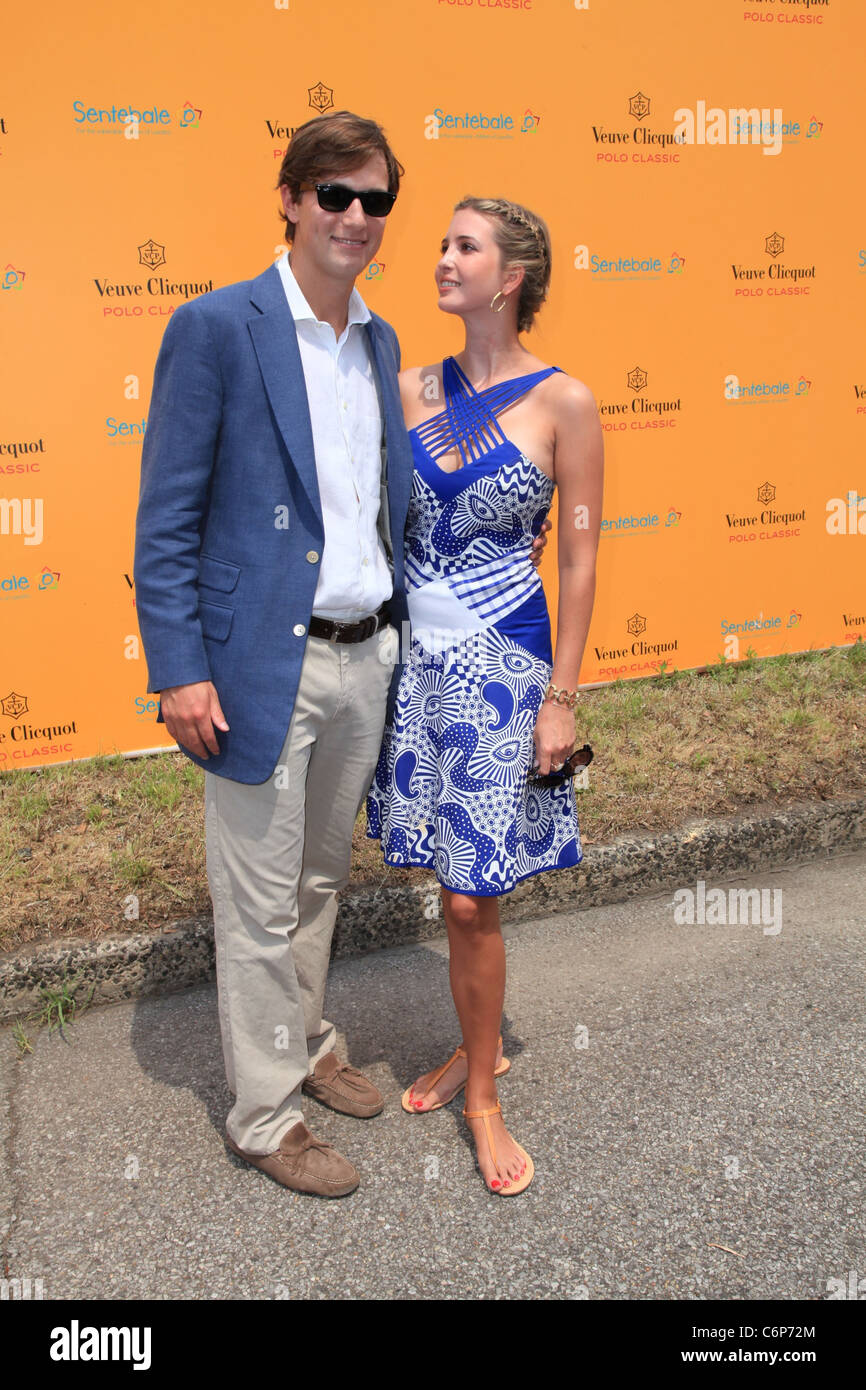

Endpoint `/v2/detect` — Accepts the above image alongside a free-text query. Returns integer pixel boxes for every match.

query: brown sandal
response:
[462,1099,534,1196]
[401,1037,511,1114]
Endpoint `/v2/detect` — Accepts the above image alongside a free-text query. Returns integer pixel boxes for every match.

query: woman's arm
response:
[531,378,604,774]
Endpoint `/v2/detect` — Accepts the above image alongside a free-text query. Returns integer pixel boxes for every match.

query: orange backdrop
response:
[1,0,863,769]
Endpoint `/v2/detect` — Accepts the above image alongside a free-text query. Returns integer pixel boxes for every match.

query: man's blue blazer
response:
[133,262,413,785]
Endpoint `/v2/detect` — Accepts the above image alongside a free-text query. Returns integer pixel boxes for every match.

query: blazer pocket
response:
[198,598,234,643]
[199,553,241,594]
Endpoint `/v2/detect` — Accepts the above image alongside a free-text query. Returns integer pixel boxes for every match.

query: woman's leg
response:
[441,887,528,1190]
[405,887,504,1108]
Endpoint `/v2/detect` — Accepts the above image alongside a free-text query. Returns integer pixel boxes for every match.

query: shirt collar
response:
[276,253,371,329]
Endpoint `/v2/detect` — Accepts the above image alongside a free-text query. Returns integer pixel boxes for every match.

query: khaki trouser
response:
[205,625,398,1154]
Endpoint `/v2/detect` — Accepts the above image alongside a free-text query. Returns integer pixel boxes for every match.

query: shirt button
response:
[362,558,369,567]
[305,550,319,564]
[293,623,306,637]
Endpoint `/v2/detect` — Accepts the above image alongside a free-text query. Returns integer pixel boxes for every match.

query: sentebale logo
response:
[179,101,202,129]
[598,503,684,537]
[724,373,812,400]
[573,246,685,280]
[425,105,541,141]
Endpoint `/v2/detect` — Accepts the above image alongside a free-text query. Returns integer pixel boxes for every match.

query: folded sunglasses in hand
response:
[527,743,594,788]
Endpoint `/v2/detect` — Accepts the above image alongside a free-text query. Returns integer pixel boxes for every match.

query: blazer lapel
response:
[366,319,412,571]
[247,264,321,520]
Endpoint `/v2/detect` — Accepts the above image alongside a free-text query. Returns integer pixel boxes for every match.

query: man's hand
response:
[530,517,552,569]
[159,681,229,759]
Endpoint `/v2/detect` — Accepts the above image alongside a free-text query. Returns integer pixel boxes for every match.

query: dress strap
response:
[414,357,561,468]
[443,357,507,467]
[449,356,560,417]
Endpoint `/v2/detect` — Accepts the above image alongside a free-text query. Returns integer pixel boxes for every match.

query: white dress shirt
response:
[276,253,393,620]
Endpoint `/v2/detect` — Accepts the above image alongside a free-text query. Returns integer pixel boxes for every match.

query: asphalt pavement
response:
[1,848,864,1301]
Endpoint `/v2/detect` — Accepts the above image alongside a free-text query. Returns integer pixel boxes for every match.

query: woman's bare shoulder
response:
[545,370,598,423]
[399,363,442,388]
[399,363,444,412]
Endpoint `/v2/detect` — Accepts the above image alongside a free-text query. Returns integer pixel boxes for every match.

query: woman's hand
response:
[531,699,576,777]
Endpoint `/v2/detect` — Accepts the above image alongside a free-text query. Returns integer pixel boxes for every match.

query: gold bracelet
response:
[543,681,580,711]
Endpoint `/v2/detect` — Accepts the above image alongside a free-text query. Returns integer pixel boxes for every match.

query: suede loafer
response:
[225,1121,359,1197]
[301,1052,384,1118]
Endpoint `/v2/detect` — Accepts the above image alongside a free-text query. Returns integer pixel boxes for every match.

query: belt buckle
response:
[335,617,364,643]
[323,611,379,643]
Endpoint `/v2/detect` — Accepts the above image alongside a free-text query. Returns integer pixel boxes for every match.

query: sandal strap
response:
[430,1035,503,1088]
[413,1036,504,1104]
[462,1100,502,1170]
[422,1045,466,1096]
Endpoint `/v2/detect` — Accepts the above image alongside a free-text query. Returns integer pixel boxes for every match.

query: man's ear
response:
[280,183,301,230]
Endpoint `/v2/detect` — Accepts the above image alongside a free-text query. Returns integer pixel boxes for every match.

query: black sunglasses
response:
[527,743,594,788]
[306,183,396,218]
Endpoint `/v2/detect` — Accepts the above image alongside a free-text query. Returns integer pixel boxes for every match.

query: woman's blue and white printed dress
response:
[366,357,582,897]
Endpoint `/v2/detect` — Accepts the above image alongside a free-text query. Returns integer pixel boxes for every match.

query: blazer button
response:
[293,623,306,637]
[305,550,319,564]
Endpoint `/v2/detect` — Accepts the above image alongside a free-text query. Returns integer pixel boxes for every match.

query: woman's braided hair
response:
[454,196,552,334]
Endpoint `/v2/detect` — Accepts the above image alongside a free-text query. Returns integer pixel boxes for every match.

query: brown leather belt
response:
[308,605,389,644]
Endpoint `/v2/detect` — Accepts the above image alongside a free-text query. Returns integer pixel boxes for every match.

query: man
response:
[135,111,548,1199]
[135,112,411,1198]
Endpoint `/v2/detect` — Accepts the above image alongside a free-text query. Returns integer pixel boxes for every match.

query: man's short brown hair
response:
[277,110,404,242]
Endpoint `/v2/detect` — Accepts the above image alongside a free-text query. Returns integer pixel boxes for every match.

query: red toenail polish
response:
[491,1179,501,1189]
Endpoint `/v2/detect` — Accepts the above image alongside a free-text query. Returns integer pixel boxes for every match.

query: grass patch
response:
[10,971,96,1055]
[0,643,864,954]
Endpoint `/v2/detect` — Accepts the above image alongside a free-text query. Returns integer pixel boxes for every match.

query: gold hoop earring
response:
[490,290,507,313]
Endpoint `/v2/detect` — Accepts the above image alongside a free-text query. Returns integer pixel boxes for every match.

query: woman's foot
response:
[406,1038,505,1113]
[463,1097,531,1193]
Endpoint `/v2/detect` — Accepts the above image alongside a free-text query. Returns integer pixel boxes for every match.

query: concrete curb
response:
[2,793,864,1024]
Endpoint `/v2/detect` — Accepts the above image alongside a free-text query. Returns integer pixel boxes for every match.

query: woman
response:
[367,197,604,1195]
